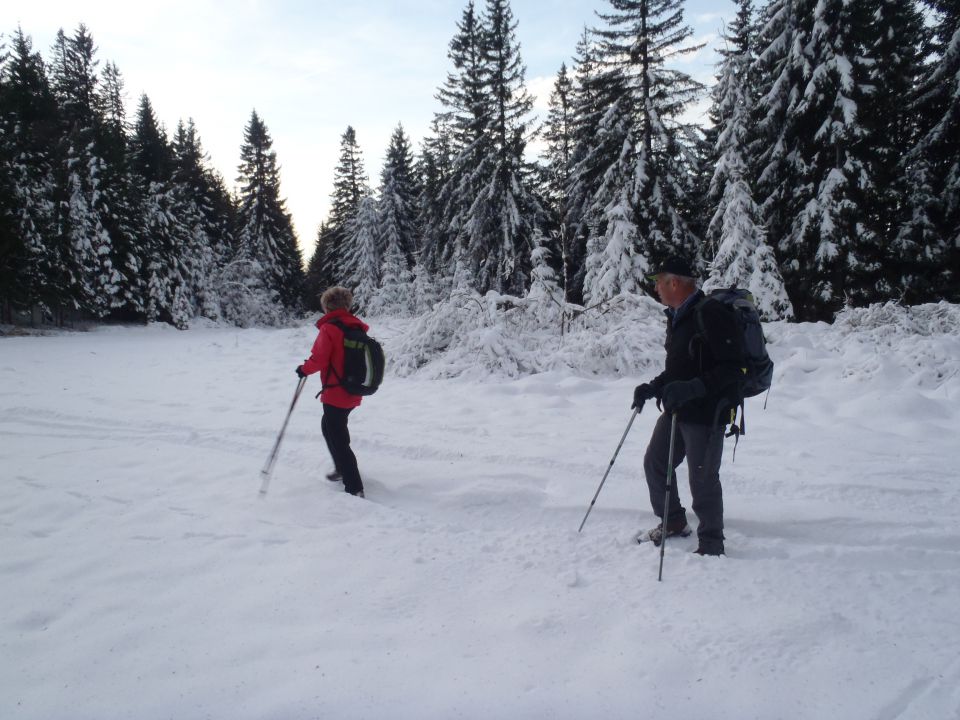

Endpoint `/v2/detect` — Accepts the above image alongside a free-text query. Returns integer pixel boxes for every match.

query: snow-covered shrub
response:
[391,289,666,379]
[821,302,960,388]
[216,257,285,328]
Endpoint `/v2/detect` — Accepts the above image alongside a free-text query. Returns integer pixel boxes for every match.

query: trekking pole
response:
[657,412,679,582]
[578,406,641,533]
[259,376,307,495]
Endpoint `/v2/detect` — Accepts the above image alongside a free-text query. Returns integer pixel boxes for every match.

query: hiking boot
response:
[639,518,691,546]
[346,488,364,498]
[693,544,724,556]
[326,471,342,482]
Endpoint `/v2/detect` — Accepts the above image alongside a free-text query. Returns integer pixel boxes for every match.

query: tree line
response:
[0,25,302,327]
[2,0,958,328]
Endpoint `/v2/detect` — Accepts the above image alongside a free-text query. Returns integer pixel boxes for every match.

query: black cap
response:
[647,255,697,280]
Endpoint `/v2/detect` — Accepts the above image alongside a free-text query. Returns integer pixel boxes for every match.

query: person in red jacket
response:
[296,286,368,498]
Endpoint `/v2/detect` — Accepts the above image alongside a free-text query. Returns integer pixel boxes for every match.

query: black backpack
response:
[693,288,774,445]
[325,320,385,396]
[694,287,774,399]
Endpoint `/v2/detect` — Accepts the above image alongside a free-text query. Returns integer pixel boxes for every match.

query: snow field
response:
[2,315,959,719]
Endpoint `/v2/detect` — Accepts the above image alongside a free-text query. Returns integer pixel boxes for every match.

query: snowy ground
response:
[2,311,959,719]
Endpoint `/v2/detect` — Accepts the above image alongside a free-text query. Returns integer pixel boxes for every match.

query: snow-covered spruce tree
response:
[589,0,705,284]
[461,0,542,295]
[411,260,441,314]
[96,61,145,320]
[527,228,564,323]
[790,0,880,319]
[49,25,121,319]
[704,0,758,260]
[171,118,235,321]
[235,110,303,313]
[377,123,420,267]
[342,194,381,312]
[542,63,576,299]
[581,98,644,306]
[322,125,368,286]
[415,115,455,284]
[564,27,622,303]
[0,28,62,320]
[906,0,960,301]
[856,0,928,303]
[304,222,335,312]
[130,93,191,326]
[752,0,888,319]
[423,0,493,287]
[369,228,415,317]
[704,0,792,320]
[427,0,543,296]
[374,125,418,316]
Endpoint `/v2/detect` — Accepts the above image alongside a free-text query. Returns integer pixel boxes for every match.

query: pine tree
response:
[542,63,576,299]
[908,0,960,300]
[171,118,234,321]
[461,0,541,295]
[235,109,303,311]
[791,0,878,318]
[582,98,642,305]
[856,0,928,304]
[588,0,705,289]
[0,28,61,319]
[342,194,380,312]
[305,222,336,311]
[752,0,815,316]
[49,25,120,319]
[378,123,419,266]
[528,228,562,303]
[131,93,186,324]
[96,67,143,320]
[326,125,368,283]
[424,0,493,285]
[565,27,621,303]
[704,0,792,320]
[429,0,542,296]
[415,115,456,279]
[370,231,415,317]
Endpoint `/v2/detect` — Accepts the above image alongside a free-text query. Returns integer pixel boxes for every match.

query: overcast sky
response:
[9,0,734,256]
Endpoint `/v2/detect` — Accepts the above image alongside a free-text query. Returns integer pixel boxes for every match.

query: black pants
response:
[643,412,725,551]
[321,404,363,495]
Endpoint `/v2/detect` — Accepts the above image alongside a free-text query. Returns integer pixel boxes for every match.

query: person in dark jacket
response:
[296,286,368,498]
[632,257,745,556]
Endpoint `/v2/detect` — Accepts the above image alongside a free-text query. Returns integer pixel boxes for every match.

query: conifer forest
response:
[1,0,958,328]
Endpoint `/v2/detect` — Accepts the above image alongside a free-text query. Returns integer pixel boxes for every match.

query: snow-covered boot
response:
[637,517,691,546]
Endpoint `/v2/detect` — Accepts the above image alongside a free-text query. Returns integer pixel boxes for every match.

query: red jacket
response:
[300,309,369,409]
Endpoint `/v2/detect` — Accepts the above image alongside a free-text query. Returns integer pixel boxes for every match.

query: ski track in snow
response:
[1,321,959,719]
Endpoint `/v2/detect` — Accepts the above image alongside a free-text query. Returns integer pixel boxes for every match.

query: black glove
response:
[662,378,706,412]
[295,365,307,379]
[632,383,657,410]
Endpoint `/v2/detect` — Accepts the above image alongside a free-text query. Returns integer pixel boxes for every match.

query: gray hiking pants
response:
[643,412,725,551]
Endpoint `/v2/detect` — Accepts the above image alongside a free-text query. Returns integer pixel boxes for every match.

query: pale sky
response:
[9,0,734,256]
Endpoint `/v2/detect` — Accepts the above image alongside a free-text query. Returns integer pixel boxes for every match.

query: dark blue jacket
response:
[650,290,745,426]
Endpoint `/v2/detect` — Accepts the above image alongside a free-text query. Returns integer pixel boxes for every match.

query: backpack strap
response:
[319,319,348,393]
